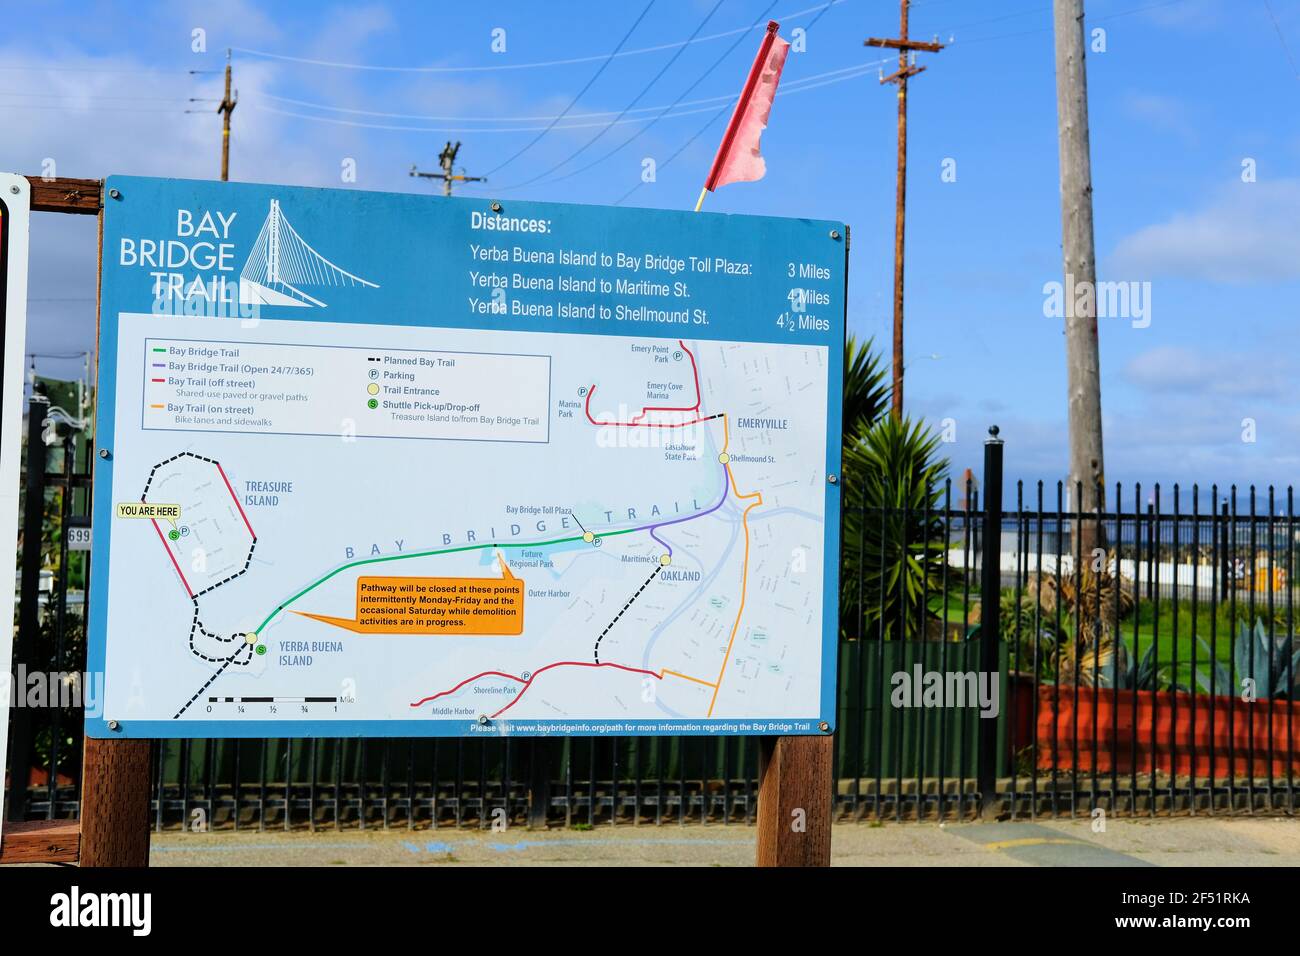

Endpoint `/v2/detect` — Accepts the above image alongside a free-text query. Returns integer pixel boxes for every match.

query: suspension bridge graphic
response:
[239,199,379,309]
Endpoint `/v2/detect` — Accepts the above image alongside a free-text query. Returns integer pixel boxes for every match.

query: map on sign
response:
[88,177,844,738]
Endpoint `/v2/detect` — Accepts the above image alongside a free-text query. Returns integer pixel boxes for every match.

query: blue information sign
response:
[88,176,845,738]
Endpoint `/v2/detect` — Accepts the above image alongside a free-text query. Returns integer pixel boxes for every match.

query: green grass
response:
[927,592,975,624]
[920,589,1287,693]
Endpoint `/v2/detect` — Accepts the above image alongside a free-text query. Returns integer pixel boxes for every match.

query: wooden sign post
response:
[756,735,833,867]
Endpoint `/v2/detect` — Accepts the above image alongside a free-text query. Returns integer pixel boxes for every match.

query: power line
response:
[0,103,195,114]
[0,90,196,103]
[504,0,783,191]
[258,87,744,122]
[617,0,842,206]
[229,0,852,74]
[493,0,727,190]
[615,105,729,205]
[0,64,194,75]
[252,57,877,126]
[943,0,1192,46]
[484,1,657,177]
[244,62,884,136]
[1262,0,1299,80]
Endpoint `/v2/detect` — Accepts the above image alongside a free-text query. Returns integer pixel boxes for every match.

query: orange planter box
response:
[1012,680,1300,779]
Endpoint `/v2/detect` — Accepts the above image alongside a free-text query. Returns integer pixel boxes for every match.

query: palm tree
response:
[839,336,952,641]
[843,334,889,455]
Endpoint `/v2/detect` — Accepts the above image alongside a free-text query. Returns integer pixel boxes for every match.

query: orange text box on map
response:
[293,558,523,635]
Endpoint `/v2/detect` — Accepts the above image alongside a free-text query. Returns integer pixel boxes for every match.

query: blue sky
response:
[3,0,1299,494]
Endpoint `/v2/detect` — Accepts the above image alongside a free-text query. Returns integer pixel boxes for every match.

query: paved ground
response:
[148,816,1300,867]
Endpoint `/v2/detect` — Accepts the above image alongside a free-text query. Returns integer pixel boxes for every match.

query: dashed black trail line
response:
[593,565,662,664]
[143,452,259,597]
[143,453,259,717]
[173,643,252,719]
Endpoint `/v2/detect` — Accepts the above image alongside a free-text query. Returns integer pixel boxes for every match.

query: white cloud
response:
[1122,345,1296,400]
[1121,92,1196,144]
[1108,179,1300,283]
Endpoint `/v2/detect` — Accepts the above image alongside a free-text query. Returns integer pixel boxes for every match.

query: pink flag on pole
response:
[702,21,790,198]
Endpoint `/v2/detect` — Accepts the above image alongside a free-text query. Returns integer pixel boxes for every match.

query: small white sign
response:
[0,173,32,839]
[67,524,92,552]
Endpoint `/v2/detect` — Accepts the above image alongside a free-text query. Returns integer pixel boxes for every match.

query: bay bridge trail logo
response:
[239,199,379,309]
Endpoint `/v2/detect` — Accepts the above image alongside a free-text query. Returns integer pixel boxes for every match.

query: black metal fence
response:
[9,424,1300,829]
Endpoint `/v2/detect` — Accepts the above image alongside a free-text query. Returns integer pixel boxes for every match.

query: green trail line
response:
[254,530,627,633]
[255,509,716,634]
[252,431,733,635]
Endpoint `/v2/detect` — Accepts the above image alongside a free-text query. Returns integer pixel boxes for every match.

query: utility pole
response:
[217,49,237,182]
[411,141,486,197]
[1052,0,1105,550]
[867,2,942,420]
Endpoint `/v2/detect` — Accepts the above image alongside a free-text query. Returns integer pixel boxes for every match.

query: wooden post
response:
[866,2,943,420]
[1052,0,1106,548]
[218,50,237,182]
[76,196,153,867]
[756,735,833,867]
[78,737,152,867]
[0,820,80,864]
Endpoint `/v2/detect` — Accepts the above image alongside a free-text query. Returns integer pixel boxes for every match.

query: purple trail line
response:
[645,462,730,557]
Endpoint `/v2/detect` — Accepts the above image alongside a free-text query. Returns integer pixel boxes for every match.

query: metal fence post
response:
[978,426,1004,818]
[5,389,49,822]
[1220,502,1230,600]
[526,739,550,829]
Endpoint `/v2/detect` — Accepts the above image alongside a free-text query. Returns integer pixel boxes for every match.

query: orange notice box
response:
[294,557,523,635]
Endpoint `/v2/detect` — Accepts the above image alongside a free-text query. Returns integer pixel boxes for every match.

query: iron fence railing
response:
[9,425,1300,828]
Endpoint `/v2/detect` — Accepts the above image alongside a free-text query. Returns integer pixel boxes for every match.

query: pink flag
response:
[702,21,790,199]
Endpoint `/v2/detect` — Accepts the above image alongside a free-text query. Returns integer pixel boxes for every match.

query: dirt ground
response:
[146,816,1300,867]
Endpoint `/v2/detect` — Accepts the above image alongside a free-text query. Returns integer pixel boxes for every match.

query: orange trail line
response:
[707,412,763,717]
[659,668,716,688]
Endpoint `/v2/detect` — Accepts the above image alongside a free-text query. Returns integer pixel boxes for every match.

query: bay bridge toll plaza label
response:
[88,175,845,739]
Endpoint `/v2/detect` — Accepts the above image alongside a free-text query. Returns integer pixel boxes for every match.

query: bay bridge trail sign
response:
[88,175,845,739]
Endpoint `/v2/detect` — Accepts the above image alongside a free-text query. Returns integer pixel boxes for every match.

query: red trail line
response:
[584,340,706,428]
[151,518,194,597]
[410,660,662,719]
[215,461,257,539]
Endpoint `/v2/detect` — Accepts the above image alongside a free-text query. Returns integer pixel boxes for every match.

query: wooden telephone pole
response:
[411,141,486,196]
[1052,0,1106,544]
[867,1,942,419]
[217,50,237,182]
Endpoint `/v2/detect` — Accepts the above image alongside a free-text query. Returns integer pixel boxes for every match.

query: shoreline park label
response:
[88,176,845,738]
